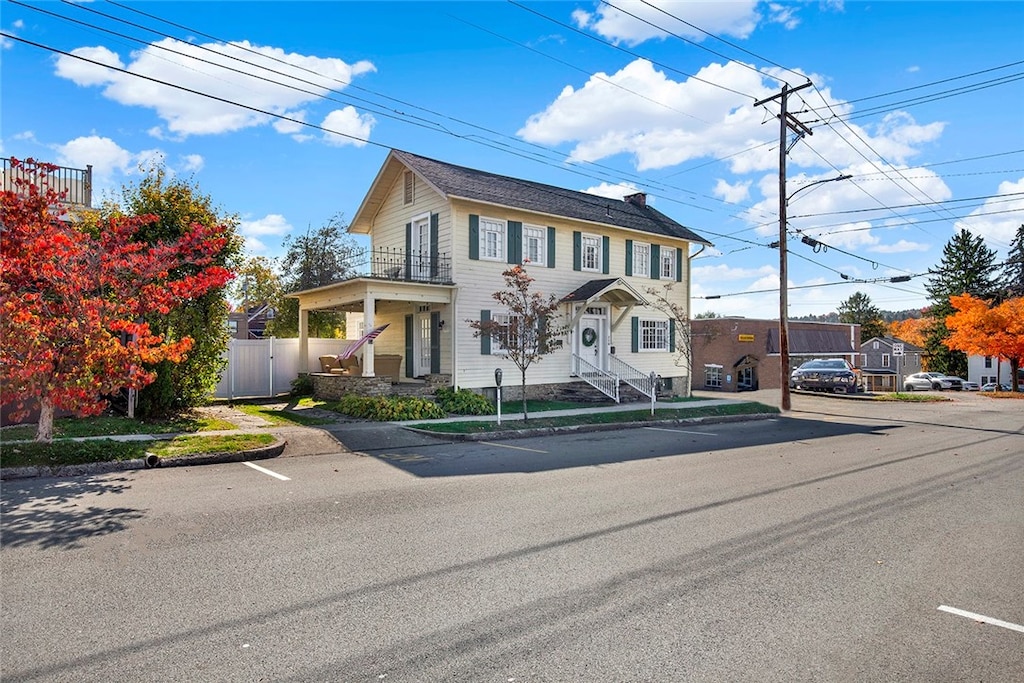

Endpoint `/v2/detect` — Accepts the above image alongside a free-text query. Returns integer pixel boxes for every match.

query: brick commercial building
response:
[690,318,860,393]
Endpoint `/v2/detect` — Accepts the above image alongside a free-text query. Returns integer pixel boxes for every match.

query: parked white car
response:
[980,382,1012,392]
[904,372,963,391]
[957,379,980,391]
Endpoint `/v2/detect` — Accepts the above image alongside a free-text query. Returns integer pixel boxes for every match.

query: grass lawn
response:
[872,392,950,402]
[410,402,777,434]
[0,433,277,469]
[1,412,237,441]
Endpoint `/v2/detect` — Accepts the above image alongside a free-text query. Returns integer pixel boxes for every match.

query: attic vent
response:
[403,170,414,205]
[624,192,647,208]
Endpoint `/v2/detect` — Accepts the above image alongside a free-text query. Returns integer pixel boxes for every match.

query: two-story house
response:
[291,149,712,401]
[858,336,923,392]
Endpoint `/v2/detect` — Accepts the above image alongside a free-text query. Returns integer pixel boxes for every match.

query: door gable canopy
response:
[560,278,649,307]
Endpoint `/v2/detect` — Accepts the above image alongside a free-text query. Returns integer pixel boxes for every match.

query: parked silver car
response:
[980,382,1012,392]
[904,372,963,391]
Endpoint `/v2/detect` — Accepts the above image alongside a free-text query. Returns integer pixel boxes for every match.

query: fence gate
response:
[214,338,350,400]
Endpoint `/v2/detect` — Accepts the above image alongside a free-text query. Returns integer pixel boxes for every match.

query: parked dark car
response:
[790,359,862,393]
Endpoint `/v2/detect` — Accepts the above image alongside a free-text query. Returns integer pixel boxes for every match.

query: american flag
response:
[339,323,390,359]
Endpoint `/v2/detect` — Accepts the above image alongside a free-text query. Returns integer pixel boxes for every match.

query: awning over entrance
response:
[766,328,854,355]
[560,278,649,307]
[734,354,759,369]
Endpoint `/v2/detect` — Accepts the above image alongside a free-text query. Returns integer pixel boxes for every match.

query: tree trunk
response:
[1012,358,1021,393]
[521,369,528,421]
[36,396,54,443]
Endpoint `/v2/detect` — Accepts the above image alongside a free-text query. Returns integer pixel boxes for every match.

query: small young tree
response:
[945,294,1024,393]
[1,159,233,441]
[468,265,566,420]
[644,282,697,396]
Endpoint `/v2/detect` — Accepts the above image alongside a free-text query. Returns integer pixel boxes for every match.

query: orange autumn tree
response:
[888,316,930,349]
[944,294,1024,393]
[0,159,233,441]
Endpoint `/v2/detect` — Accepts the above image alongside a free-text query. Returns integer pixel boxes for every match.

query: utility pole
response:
[755,82,813,412]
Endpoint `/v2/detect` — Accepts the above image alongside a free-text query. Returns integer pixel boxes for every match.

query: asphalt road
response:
[2,393,1022,681]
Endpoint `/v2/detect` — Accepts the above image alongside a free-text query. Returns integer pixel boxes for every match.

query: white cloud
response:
[181,154,204,172]
[53,135,136,177]
[239,214,295,254]
[580,181,647,201]
[767,3,800,29]
[321,107,375,146]
[954,177,1024,248]
[713,178,751,203]
[868,240,930,254]
[573,1,760,46]
[53,39,376,139]
[907,65,921,73]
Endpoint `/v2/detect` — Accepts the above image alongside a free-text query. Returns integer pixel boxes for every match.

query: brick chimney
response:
[624,192,647,208]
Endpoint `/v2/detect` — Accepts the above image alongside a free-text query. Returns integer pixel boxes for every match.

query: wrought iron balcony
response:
[1,157,93,208]
[352,247,453,285]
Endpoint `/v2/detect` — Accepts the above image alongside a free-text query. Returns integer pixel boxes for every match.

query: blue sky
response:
[3,1,1023,316]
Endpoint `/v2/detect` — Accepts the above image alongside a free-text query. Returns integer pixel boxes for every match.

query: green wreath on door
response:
[581,327,598,347]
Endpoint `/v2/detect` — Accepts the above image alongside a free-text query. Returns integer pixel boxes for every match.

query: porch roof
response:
[288,276,455,312]
[559,278,649,307]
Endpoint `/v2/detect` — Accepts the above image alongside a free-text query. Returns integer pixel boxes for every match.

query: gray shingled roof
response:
[393,149,712,246]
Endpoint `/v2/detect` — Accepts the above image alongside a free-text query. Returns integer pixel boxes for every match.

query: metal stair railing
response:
[609,355,656,400]
[571,353,619,403]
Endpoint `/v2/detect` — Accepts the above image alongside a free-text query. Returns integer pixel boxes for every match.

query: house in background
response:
[690,318,860,393]
[227,304,276,340]
[858,336,923,392]
[1,157,92,210]
[289,149,712,401]
[968,354,1022,388]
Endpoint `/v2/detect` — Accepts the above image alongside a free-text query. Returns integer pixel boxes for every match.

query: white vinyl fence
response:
[214,338,353,400]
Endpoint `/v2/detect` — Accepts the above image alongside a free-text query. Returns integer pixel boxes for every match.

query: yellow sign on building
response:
[738,334,755,342]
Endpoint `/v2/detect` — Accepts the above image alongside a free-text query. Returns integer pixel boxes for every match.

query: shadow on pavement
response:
[0,476,143,551]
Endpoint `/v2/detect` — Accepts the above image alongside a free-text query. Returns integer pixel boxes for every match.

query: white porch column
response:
[298,307,309,373]
[363,295,375,377]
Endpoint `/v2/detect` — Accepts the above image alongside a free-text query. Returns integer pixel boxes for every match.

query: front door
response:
[414,311,432,376]
[575,306,607,371]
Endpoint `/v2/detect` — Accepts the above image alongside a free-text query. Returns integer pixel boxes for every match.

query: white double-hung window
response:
[523,224,546,266]
[660,247,675,280]
[491,313,536,355]
[640,319,669,352]
[480,217,506,261]
[581,233,602,272]
[633,242,650,277]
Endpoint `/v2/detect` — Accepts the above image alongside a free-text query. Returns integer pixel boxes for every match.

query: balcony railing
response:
[348,247,453,285]
[1,157,93,208]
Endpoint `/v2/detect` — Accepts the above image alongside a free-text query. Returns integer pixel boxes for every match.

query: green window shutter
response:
[602,236,610,274]
[469,214,479,260]
[572,231,581,271]
[508,221,523,264]
[430,213,440,278]
[675,247,683,283]
[430,311,441,373]
[631,316,639,353]
[625,239,633,276]
[547,227,556,268]
[404,314,414,377]
[669,319,676,352]
[480,309,491,355]
[651,244,660,280]
[537,315,548,354]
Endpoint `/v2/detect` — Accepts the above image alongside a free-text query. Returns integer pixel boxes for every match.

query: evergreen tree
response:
[837,291,887,343]
[1002,224,1024,299]
[924,229,999,377]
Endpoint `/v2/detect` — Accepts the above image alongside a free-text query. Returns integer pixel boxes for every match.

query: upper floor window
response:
[581,233,602,272]
[633,242,650,277]
[480,217,505,261]
[984,356,993,368]
[403,171,414,205]
[523,224,546,266]
[660,247,675,280]
[872,341,879,350]
[882,354,890,368]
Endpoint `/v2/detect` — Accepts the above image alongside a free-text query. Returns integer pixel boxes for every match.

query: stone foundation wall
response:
[312,373,393,400]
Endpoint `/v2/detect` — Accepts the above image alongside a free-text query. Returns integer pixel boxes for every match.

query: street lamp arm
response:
[787,174,853,203]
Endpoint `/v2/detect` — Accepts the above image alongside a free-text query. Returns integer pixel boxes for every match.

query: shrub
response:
[435,386,495,415]
[336,395,446,421]
[290,374,314,396]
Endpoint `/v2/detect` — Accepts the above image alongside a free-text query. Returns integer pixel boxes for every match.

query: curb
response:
[0,437,287,481]
[401,412,780,441]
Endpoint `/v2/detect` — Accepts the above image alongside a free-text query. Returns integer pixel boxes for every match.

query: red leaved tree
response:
[944,294,1024,392]
[1,158,233,441]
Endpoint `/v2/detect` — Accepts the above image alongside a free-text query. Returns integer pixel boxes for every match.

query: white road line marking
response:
[479,442,548,453]
[643,427,717,436]
[242,461,291,481]
[938,605,1024,634]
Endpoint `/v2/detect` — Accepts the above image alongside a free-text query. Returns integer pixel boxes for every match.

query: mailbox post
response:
[495,368,503,426]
